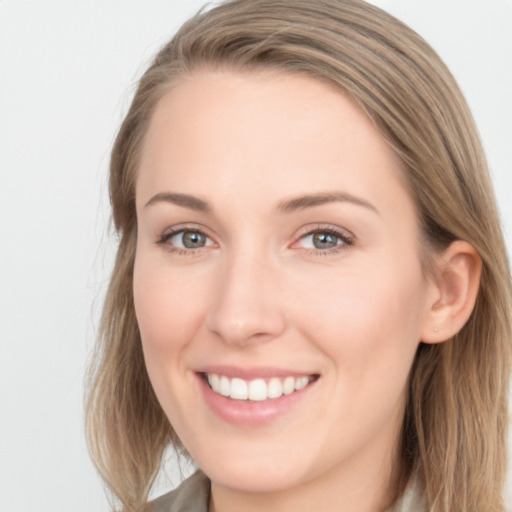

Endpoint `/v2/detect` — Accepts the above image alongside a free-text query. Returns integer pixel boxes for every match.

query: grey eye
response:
[171,230,210,249]
[309,232,341,249]
[313,232,339,249]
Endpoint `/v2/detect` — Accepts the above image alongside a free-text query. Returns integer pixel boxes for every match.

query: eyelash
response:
[155,225,354,256]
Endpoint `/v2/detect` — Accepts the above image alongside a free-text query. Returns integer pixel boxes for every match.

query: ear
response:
[421,241,482,344]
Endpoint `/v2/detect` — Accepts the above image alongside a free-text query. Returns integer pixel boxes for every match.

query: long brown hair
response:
[86,1,512,510]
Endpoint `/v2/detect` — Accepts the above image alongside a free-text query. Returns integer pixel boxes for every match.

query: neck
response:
[209,442,402,512]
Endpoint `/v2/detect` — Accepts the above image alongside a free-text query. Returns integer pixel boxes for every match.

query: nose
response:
[205,250,286,346]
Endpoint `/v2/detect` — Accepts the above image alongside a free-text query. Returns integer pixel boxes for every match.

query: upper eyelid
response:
[295,224,354,239]
[160,223,215,238]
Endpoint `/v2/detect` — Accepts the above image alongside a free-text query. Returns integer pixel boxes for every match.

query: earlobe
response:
[421,241,482,344]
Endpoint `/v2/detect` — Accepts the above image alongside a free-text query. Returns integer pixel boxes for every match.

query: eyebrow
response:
[143,190,378,215]
[277,191,379,215]
[144,192,211,212]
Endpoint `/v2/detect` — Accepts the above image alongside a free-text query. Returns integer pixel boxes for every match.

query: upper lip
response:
[195,365,318,380]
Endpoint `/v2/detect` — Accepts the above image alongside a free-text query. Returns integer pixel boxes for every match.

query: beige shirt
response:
[151,471,428,512]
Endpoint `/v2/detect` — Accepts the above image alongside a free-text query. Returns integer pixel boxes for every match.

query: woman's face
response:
[134,70,436,496]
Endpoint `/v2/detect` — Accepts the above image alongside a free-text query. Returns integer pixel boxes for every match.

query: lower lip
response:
[197,374,317,426]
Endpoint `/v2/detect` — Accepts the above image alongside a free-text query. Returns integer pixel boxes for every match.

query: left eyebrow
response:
[277,191,379,215]
[144,192,211,212]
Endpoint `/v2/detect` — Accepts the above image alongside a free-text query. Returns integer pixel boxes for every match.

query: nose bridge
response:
[205,242,286,345]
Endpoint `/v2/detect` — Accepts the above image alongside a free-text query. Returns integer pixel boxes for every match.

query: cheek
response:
[291,254,426,376]
[133,256,210,358]
[132,255,214,425]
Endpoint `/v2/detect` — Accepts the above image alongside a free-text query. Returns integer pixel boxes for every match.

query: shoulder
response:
[149,471,210,512]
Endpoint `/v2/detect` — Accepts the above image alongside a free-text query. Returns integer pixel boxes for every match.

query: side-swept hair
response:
[86,1,512,510]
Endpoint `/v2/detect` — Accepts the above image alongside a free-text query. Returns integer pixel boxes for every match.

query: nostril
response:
[205,307,287,347]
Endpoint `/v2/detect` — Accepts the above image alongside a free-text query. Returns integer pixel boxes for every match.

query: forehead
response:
[136,69,411,219]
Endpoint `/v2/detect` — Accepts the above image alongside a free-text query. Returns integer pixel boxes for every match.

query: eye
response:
[157,228,215,252]
[293,227,353,253]
[172,230,210,249]
[302,232,341,250]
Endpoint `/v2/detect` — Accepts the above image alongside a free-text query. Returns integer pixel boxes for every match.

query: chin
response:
[204,463,310,494]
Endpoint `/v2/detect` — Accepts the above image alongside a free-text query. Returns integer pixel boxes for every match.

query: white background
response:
[1,1,511,511]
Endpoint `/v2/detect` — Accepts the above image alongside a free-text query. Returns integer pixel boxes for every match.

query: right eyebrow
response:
[277,191,379,215]
[144,192,211,212]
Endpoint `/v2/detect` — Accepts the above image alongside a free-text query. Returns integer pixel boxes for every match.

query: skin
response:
[133,70,448,512]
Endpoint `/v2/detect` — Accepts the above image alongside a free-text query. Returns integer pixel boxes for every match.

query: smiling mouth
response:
[201,373,319,402]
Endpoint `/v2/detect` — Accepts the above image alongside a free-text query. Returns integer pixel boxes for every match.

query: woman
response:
[86,0,512,510]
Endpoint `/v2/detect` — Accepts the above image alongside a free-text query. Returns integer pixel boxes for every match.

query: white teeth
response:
[267,377,283,399]
[230,378,248,400]
[283,376,295,395]
[206,373,312,401]
[295,376,309,391]
[219,376,230,397]
[248,379,267,401]
[207,373,219,390]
